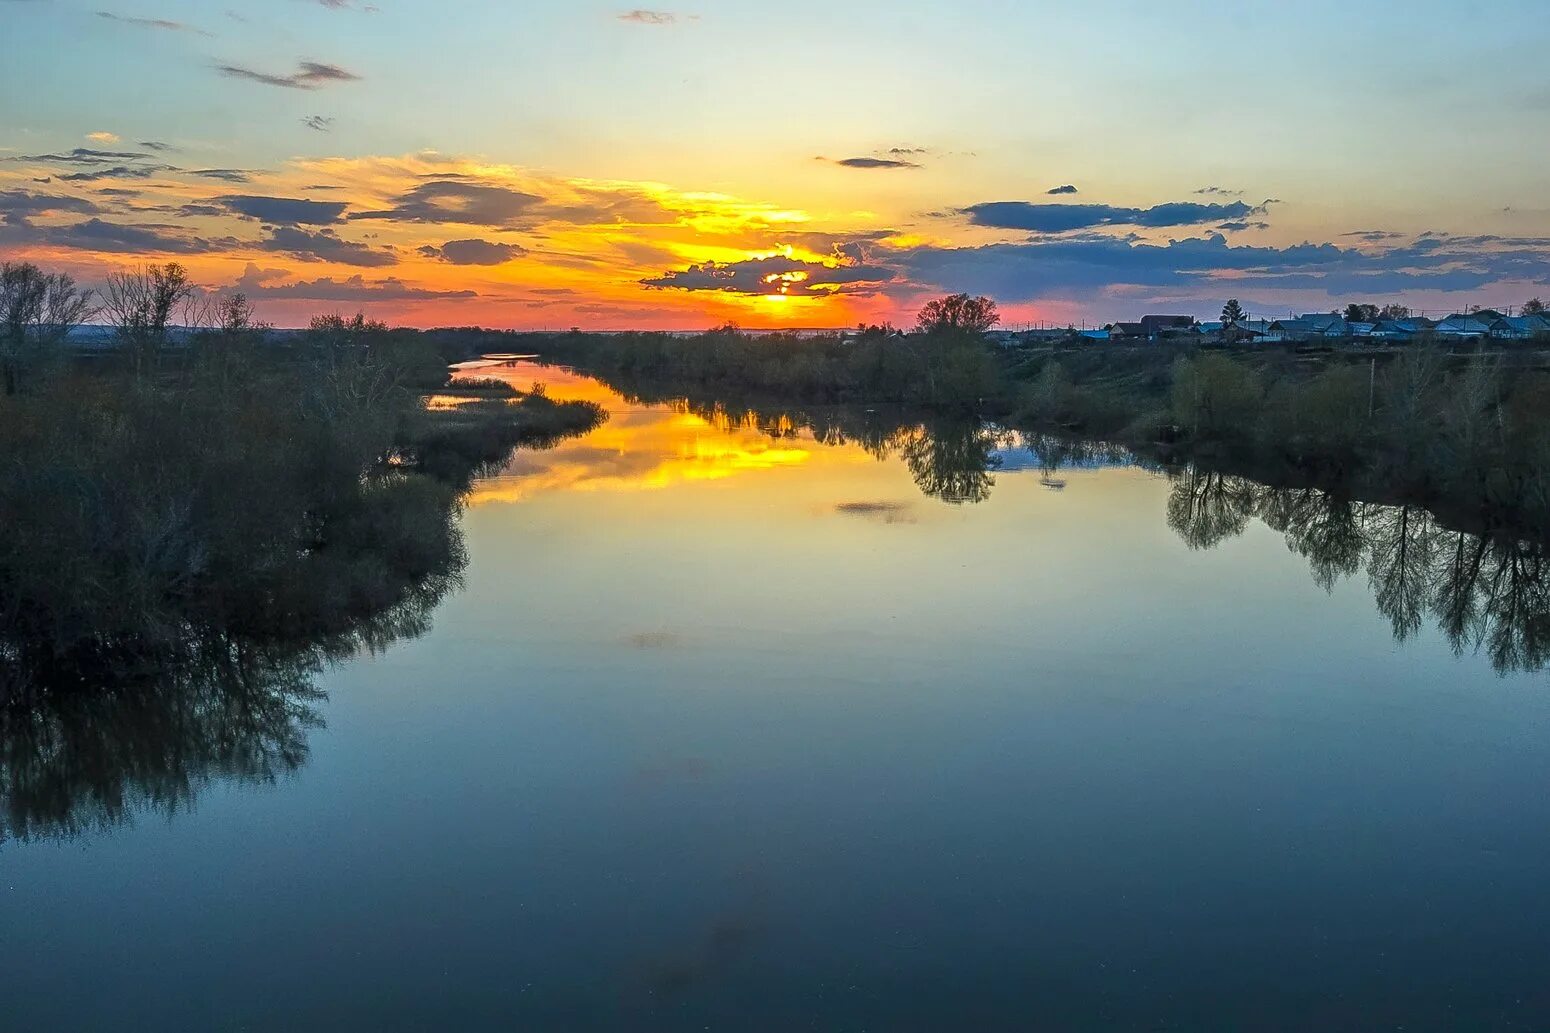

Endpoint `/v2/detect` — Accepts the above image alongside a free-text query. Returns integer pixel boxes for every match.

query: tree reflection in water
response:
[1167,468,1550,674]
[0,566,458,845]
[686,394,1550,675]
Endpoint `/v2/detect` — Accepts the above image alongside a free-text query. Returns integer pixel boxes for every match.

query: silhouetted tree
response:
[1221,299,1245,327]
[101,262,196,378]
[915,294,1000,336]
[0,261,95,395]
[1524,298,1546,316]
[1379,304,1411,320]
[1344,303,1380,323]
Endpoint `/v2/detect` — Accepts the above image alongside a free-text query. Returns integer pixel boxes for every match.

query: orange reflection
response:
[458,361,873,506]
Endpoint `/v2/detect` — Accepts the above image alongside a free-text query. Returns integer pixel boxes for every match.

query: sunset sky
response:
[4,0,1549,329]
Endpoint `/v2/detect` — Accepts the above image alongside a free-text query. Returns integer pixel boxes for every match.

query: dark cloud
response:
[13,147,155,165]
[1195,186,1244,196]
[0,215,232,254]
[57,164,177,182]
[260,226,396,267]
[643,252,897,296]
[961,199,1269,233]
[138,140,176,152]
[0,189,102,221]
[219,194,348,225]
[416,238,528,265]
[349,180,545,228]
[1343,229,1407,243]
[1046,185,1079,195]
[890,232,1550,301]
[217,60,360,90]
[191,168,255,183]
[822,156,921,170]
[238,274,476,302]
[302,115,335,132]
[1216,220,1270,232]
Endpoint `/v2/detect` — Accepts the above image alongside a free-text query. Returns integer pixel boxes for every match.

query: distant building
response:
[1369,317,1434,341]
[1139,315,1196,340]
[1435,314,1494,338]
[1489,315,1550,339]
[1267,314,1349,341]
[1112,315,1195,342]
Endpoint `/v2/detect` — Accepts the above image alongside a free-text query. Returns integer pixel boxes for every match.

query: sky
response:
[3,0,1550,329]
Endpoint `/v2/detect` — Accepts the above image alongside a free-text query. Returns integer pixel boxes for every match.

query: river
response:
[5,362,1549,1032]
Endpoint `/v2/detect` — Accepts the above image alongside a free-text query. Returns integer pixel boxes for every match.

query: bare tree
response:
[0,261,97,395]
[100,263,196,379]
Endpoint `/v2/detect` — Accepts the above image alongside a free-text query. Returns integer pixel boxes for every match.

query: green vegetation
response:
[515,296,1550,538]
[0,262,603,708]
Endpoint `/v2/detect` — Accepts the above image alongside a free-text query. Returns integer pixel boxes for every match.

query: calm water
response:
[6,363,1550,1032]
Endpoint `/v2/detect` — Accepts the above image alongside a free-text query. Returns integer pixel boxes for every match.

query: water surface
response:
[5,363,1550,1032]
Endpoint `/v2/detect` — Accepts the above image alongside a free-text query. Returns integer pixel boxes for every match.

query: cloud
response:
[95,10,211,34]
[416,238,528,265]
[13,147,155,165]
[0,215,232,254]
[1046,185,1079,195]
[138,140,175,152]
[190,168,255,183]
[961,199,1270,233]
[618,9,679,24]
[889,231,1550,302]
[0,189,102,221]
[217,60,360,90]
[1343,229,1407,243]
[86,131,120,144]
[1195,186,1244,196]
[349,179,545,228]
[643,251,897,296]
[260,225,396,266]
[57,163,177,182]
[302,115,335,132]
[820,156,921,170]
[238,273,476,302]
[218,194,348,224]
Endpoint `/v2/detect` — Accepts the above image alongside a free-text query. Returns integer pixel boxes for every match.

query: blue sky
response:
[3,0,1549,326]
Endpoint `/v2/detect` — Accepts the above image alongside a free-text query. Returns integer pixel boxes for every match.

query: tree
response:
[101,263,196,378]
[0,262,96,396]
[1379,304,1411,320]
[1221,299,1245,327]
[1345,303,1380,323]
[915,294,1000,336]
[1524,298,1546,316]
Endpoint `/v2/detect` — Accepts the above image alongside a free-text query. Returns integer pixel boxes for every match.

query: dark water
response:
[5,364,1550,1032]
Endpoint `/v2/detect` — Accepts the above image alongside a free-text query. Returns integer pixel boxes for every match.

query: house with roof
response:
[1489,315,1550,340]
[1435,314,1494,338]
[1199,319,1271,343]
[1266,314,1349,341]
[1139,315,1196,340]
[1369,317,1434,341]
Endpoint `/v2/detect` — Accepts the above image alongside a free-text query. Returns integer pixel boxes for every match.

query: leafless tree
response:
[100,263,197,379]
[0,261,97,395]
